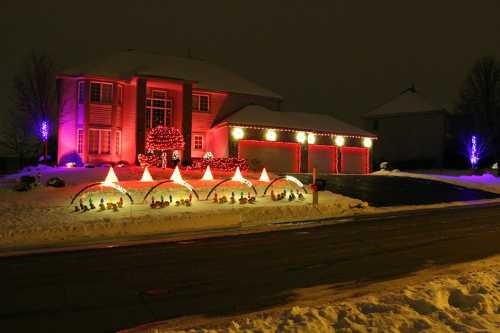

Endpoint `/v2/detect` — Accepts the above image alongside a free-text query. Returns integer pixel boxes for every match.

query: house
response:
[57,50,375,173]
[364,85,449,168]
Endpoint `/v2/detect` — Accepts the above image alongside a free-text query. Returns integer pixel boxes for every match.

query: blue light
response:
[40,121,48,141]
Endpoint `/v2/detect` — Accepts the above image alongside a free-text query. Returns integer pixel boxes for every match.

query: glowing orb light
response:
[104,166,119,184]
[363,137,373,148]
[170,165,183,183]
[307,133,316,144]
[201,165,214,181]
[296,131,306,143]
[335,135,345,147]
[265,129,277,141]
[232,127,244,140]
[140,166,154,182]
[259,167,270,182]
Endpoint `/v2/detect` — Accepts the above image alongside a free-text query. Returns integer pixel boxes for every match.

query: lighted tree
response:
[145,126,185,152]
[457,56,500,164]
[139,126,185,167]
[0,51,57,165]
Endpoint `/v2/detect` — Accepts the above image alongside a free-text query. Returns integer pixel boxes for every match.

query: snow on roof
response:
[218,105,376,138]
[61,51,282,99]
[364,87,445,118]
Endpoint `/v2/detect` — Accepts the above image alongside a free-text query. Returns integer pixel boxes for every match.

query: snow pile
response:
[154,260,500,333]
[373,170,500,194]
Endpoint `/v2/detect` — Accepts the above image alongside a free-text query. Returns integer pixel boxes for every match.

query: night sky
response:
[2,1,500,127]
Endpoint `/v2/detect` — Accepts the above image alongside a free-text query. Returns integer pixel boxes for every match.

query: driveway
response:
[293,174,499,207]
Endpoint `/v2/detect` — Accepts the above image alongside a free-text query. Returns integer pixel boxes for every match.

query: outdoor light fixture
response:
[296,131,306,143]
[335,135,345,147]
[307,133,316,144]
[363,137,373,148]
[265,129,277,141]
[231,127,244,140]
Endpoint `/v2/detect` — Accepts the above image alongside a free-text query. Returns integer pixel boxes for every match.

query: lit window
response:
[78,82,85,104]
[115,131,122,154]
[146,89,173,128]
[192,94,210,112]
[88,129,99,154]
[90,82,113,104]
[77,129,84,153]
[88,128,111,154]
[193,135,204,150]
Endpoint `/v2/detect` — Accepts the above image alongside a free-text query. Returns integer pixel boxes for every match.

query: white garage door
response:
[341,147,370,174]
[239,140,300,173]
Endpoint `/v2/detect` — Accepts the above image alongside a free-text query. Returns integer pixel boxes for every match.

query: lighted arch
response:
[143,179,200,203]
[70,181,134,205]
[263,175,308,196]
[205,178,257,201]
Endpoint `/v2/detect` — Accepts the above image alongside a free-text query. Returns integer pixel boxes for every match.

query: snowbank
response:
[0,166,368,249]
[373,170,500,194]
[145,256,500,333]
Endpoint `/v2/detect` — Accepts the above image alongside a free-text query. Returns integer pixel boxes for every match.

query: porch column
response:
[135,78,147,159]
[182,82,193,164]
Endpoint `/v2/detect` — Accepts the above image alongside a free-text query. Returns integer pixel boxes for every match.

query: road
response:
[1,205,500,332]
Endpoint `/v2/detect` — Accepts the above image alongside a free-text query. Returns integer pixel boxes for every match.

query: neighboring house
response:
[57,50,375,173]
[364,86,448,168]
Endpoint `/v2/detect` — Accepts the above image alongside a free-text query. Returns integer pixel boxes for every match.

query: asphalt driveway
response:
[293,174,499,207]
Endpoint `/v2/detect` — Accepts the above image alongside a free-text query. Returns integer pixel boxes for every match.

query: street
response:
[1,204,500,332]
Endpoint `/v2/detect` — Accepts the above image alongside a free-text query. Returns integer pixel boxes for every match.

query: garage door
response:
[341,147,370,174]
[308,145,338,173]
[238,140,300,173]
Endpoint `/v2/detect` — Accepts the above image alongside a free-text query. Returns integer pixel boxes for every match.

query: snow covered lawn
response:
[140,255,500,333]
[0,166,368,250]
[373,170,500,194]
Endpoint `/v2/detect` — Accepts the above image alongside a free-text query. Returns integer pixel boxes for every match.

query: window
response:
[146,89,173,129]
[77,129,84,153]
[192,94,210,112]
[88,128,111,154]
[78,81,85,104]
[115,130,121,155]
[193,134,204,150]
[90,82,113,104]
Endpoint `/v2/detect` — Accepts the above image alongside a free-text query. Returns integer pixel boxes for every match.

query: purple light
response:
[40,121,48,141]
[469,135,479,168]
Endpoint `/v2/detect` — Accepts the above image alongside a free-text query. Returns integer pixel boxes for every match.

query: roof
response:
[217,105,376,138]
[60,51,282,99]
[364,87,446,118]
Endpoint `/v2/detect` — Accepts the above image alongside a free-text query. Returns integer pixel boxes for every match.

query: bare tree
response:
[0,51,57,164]
[457,56,500,163]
